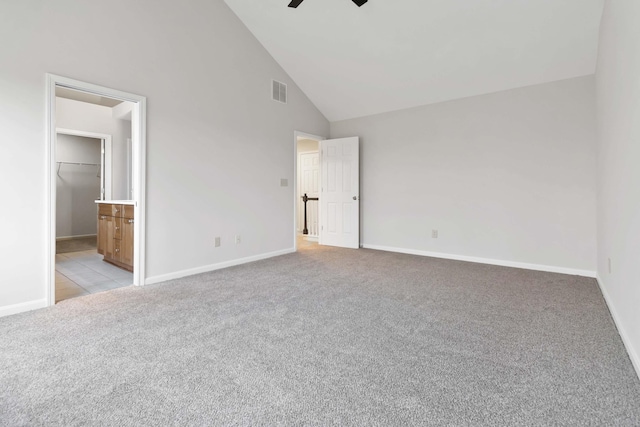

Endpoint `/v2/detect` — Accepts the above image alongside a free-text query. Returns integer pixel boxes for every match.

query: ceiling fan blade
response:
[289,0,367,8]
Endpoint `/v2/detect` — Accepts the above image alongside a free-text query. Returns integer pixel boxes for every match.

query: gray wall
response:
[56,97,131,201]
[331,76,597,272]
[56,134,101,238]
[0,0,329,310]
[595,0,640,374]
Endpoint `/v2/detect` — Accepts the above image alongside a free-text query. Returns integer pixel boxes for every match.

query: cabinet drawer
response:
[98,204,113,217]
[123,205,134,219]
[111,204,124,217]
[98,204,125,217]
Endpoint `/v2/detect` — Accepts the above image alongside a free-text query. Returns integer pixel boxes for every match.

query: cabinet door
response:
[114,217,122,240]
[121,218,134,267]
[105,216,115,260]
[113,239,122,263]
[123,205,134,219]
[97,215,107,255]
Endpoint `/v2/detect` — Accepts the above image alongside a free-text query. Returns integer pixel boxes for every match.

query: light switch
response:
[280,178,288,187]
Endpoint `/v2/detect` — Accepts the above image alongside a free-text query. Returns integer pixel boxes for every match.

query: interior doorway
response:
[297,139,320,240]
[293,131,361,252]
[294,132,324,251]
[47,75,147,306]
[54,120,131,302]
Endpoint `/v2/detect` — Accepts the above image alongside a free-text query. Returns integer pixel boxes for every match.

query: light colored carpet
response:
[1,243,639,426]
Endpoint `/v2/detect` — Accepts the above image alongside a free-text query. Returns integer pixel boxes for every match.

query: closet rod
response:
[56,161,101,178]
[57,161,100,166]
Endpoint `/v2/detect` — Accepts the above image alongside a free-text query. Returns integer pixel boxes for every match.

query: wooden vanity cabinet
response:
[97,215,107,255]
[97,203,134,271]
[121,205,134,267]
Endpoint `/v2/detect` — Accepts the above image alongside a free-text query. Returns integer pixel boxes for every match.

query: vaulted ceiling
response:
[224,0,604,122]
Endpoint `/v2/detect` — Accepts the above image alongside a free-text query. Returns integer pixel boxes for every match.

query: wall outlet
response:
[235,235,241,244]
[432,229,438,239]
[215,237,221,247]
[608,257,612,274]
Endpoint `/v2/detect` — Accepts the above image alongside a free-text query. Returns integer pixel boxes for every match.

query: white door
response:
[299,151,320,236]
[320,137,359,249]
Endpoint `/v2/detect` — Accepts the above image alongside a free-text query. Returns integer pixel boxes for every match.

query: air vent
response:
[272,80,287,104]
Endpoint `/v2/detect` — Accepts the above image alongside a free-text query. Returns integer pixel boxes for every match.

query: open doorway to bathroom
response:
[47,75,147,306]
[53,88,134,302]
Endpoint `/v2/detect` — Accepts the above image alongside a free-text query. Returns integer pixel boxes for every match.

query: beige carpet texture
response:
[1,243,640,426]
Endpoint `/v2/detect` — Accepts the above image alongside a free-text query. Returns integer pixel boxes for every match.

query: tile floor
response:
[55,250,133,303]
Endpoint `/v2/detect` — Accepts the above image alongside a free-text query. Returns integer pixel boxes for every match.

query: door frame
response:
[293,131,325,251]
[56,128,113,201]
[46,74,147,306]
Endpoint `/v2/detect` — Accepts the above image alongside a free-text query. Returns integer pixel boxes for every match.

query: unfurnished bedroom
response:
[0,0,639,425]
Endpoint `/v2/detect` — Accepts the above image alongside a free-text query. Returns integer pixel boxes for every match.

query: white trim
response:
[47,74,147,307]
[56,127,113,200]
[0,299,48,318]
[56,128,111,139]
[126,138,132,199]
[362,244,597,278]
[47,75,56,307]
[596,275,640,380]
[293,131,326,251]
[56,234,97,241]
[131,95,148,290]
[145,248,296,285]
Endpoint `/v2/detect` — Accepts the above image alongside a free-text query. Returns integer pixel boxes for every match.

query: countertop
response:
[95,200,136,206]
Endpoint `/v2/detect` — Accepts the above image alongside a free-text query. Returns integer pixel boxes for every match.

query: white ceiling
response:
[56,87,124,108]
[224,0,604,122]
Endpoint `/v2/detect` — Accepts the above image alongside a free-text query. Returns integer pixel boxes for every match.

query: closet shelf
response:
[56,161,101,177]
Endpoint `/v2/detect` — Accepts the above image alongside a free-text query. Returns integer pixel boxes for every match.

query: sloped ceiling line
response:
[225,0,604,122]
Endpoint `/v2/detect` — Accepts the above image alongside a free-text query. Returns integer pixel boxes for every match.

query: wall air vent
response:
[272,80,287,104]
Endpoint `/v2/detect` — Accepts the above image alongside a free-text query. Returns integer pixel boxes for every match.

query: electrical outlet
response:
[432,229,438,239]
[215,237,221,247]
[608,257,612,274]
[235,235,241,244]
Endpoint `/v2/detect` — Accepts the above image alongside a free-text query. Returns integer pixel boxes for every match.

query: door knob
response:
[353,196,358,200]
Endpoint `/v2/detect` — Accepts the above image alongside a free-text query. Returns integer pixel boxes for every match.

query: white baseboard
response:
[145,248,296,285]
[0,299,48,318]
[56,234,97,241]
[596,274,640,381]
[361,244,596,278]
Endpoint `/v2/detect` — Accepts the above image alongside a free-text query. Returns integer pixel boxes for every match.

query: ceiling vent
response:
[272,80,287,104]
